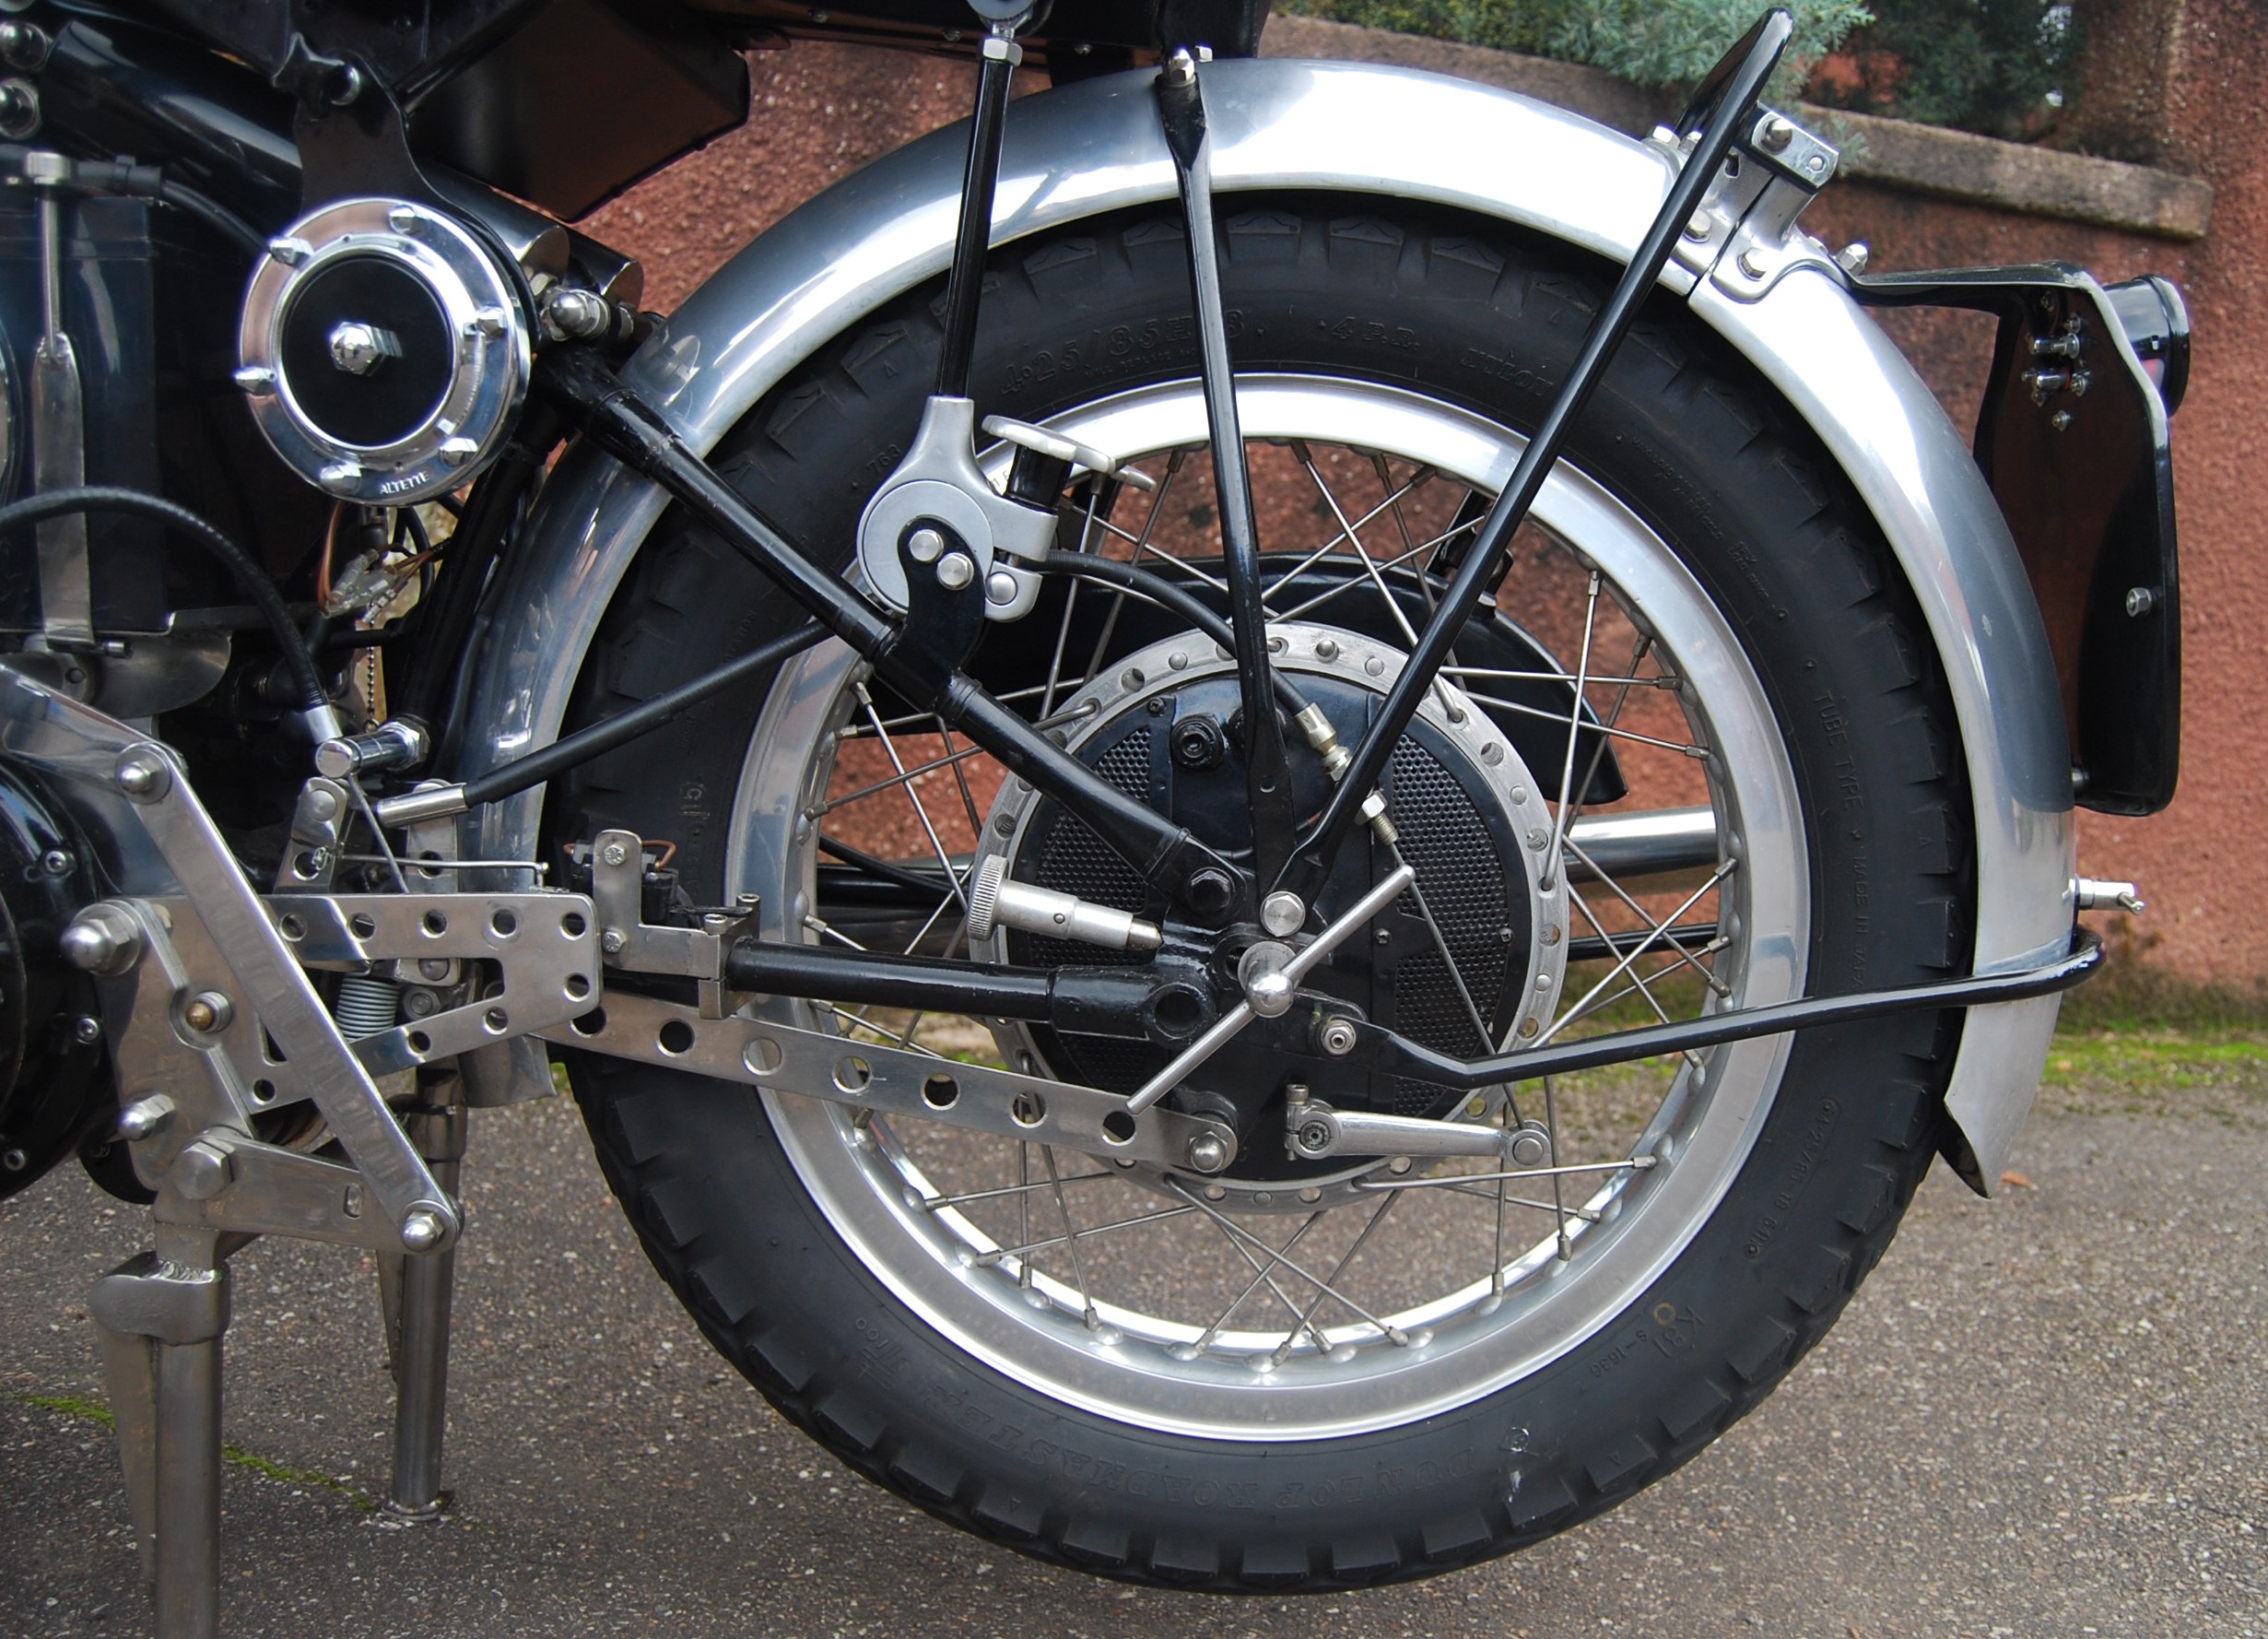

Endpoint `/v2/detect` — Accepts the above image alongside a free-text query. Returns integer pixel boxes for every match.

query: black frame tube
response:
[935,31,1019,400]
[1157,53,1296,888]
[1275,10,1794,902]
[459,622,824,808]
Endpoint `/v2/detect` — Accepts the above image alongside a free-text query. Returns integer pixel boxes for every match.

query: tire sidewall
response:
[559,198,1966,1585]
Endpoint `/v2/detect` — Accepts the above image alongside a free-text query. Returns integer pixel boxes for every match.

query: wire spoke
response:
[1539,862,1735,1044]
[1459,693,1707,757]
[917,1171,1119,1210]
[1167,1189,1334,1355]
[854,684,971,912]
[973,1200,1198,1268]
[1274,1191,1408,1362]
[1293,442,1422,648]
[1257,466,1435,607]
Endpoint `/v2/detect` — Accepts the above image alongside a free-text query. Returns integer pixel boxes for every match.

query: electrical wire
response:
[0,485,326,711]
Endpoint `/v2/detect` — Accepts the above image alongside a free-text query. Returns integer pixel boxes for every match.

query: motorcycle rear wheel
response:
[554,197,1970,1587]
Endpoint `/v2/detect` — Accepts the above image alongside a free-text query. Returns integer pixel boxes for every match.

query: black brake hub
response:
[981,626,1557,1183]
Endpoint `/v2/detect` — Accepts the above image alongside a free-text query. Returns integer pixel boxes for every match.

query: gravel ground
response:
[3,1063,2261,1639]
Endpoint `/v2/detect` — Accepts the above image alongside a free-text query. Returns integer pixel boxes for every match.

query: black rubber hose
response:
[0,485,327,711]
[1038,549,1311,716]
[156,180,264,256]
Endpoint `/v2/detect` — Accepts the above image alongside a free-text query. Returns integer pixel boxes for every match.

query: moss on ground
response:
[15,1394,376,1510]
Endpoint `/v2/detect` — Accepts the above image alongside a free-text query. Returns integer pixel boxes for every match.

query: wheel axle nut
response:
[1507,1127,1551,1168]
[1185,1133,1231,1174]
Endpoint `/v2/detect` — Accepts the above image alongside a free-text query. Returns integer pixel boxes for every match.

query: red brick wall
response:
[584,36,2262,983]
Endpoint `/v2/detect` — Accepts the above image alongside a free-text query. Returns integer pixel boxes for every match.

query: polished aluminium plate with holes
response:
[267,891,598,1075]
[538,991,1238,1171]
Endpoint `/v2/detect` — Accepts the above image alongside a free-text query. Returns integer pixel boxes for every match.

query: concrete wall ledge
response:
[1263,14,2214,241]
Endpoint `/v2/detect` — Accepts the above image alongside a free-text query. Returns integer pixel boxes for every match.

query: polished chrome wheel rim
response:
[727,374,1808,1440]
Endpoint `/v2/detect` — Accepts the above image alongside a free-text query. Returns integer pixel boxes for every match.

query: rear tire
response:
[554,197,1970,1588]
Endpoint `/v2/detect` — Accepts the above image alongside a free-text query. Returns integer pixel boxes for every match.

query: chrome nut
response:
[60,904,142,975]
[171,1139,235,1201]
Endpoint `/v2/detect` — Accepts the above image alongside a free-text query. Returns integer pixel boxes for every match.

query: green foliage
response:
[1808,0,2075,138]
[1284,0,2077,137]
[1285,0,1873,98]
[1547,0,1873,96]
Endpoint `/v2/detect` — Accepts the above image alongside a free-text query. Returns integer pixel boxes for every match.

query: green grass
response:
[16,1393,377,1511]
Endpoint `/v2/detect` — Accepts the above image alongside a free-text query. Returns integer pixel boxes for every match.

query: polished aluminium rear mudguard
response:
[464,58,2075,1192]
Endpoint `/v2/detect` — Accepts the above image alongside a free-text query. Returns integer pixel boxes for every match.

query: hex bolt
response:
[2124,586,2157,618]
[905,525,946,563]
[399,1207,451,1253]
[1758,115,1794,152]
[402,987,442,1019]
[113,749,170,800]
[417,958,453,981]
[265,236,311,267]
[182,992,234,1034]
[599,928,628,957]
[935,552,976,591]
[599,840,629,867]
[171,1139,235,1201]
[387,204,419,232]
[1184,867,1236,920]
[1185,1133,1231,1174]
[1737,249,1769,280]
[117,1094,175,1142]
[1316,1017,1358,1057]
[1260,890,1306,937]
[1682,211,1712,242]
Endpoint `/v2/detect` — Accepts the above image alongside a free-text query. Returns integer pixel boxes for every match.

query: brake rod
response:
[1273,10,1796,904]
[1359,926,2104,1091]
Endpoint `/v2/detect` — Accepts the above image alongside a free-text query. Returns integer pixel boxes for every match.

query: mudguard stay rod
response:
[1274,9,1796,904]
[1157,46,1297,891]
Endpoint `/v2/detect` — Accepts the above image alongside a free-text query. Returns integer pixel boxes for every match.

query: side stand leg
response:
[89,1228,231,1639]
[385,1077,466,1516]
